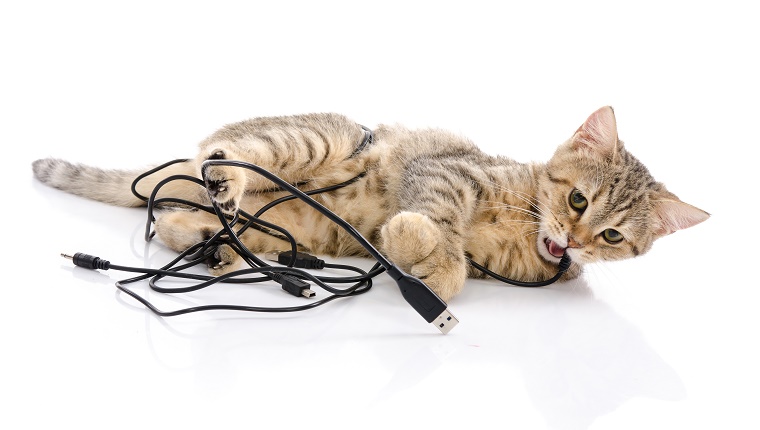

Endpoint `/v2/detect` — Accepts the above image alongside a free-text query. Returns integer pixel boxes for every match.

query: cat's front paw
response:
[380,211,466,301]
[380,212,440,266]
[203,150,246,214]
[410,251,467,302]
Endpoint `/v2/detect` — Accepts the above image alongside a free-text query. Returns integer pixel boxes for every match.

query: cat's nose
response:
[567,235,583,248]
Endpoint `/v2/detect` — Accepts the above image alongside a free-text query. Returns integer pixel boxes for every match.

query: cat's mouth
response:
[544,238,567,259]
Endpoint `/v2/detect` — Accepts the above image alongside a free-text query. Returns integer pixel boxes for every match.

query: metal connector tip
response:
[433,309,459,334]
[61,253,74,260]
[301,289,316,298]
[264,251,281,262]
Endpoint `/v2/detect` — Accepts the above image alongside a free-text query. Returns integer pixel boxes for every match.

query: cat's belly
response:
[239,185,389,257]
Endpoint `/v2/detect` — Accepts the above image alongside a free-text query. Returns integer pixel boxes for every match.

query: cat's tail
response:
[32,158,202,207]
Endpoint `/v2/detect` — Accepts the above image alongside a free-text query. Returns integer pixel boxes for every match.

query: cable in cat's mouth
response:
[468,251,572,288]
[545,238,567,259]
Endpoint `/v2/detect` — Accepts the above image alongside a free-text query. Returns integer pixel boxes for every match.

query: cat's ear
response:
[570,106,619,160]
[651,194,710,237]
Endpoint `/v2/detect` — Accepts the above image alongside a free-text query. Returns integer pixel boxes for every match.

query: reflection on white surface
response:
[89,218,687,429]
[487,285,685,429]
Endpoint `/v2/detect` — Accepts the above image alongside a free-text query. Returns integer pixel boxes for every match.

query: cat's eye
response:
[603,229,624,243]
[569,189,588,211]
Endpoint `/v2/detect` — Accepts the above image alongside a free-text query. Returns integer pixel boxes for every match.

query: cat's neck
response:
[465,162,563,281]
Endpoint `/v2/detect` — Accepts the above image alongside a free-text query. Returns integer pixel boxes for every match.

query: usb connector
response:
[62,252,458,333]
[433,309,459,334]
[265,251,325,269]
[388,267,459,334]
[269,272,316,298]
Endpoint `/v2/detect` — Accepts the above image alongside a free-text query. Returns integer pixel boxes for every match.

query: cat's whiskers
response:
[522,227,545,239]
[476,177,540,205]
[477,178,540,208]
[480,201,541,219]
[485,218,541,228]
[506,188,560,224]
[503,188,550,215]
[477,178,560,224]
[583,261,628,299]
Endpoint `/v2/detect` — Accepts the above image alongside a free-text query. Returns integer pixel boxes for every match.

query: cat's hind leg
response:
[154,207,297,275]
[153,209,242,275]
[195,114,366,214]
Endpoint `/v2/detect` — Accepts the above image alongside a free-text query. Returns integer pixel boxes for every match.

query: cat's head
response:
[536,106,709,265]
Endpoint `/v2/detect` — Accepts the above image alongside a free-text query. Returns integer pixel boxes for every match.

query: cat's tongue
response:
[546,239,566,258]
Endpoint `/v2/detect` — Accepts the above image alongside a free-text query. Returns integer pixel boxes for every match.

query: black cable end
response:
[62,252,111,270]
[270,273,316,298]
[432,309,459,335]
[392,268,458,334]
[265,250,325,270]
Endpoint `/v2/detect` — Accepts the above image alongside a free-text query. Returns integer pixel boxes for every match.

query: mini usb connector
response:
[269,272,316,298]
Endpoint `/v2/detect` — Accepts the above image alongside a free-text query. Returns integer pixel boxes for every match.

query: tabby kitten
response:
[32,106,709,301]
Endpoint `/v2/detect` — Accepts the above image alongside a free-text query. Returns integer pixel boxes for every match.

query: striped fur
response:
[32,108,709,301]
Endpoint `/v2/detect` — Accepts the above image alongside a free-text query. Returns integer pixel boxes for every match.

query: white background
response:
[2,1,757,429]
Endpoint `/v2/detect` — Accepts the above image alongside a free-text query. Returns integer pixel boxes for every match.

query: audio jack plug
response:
[62,253,111,270]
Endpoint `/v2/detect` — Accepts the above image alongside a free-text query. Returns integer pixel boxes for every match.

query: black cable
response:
[106,157,382,316]
[64,128,571,333]
[130,158,191,202]
[468,254,572,287]
[202,160,396,272]
[64,251,372,316]
[128,157,459,332]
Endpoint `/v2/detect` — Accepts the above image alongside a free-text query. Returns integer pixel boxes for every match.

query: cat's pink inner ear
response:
[653,199,710,237]
[571,106,619,158]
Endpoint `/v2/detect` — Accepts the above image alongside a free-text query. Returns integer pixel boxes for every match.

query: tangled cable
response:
[109,158,383,316]
[64,143,571,333]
